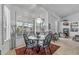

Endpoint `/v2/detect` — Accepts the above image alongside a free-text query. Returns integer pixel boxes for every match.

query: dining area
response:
[13,8,61,55]
[22,31,53,54]
[15,29,60,55]
[15,17,60,55]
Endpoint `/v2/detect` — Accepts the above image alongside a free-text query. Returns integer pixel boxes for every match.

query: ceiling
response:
[10,4,79,17]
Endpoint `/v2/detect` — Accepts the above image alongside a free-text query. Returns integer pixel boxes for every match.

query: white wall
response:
[0,4,2,53]
[63,13,79,37]
[0,5,11,55]
[0,5,10,54]
[48,12,61,33]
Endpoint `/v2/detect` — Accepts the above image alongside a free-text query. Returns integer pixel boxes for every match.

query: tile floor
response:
[53,38,79,55]
[6,38,79,55]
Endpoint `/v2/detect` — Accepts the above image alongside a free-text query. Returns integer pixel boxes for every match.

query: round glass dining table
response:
[28,35,46,46]
[28,35,46,53]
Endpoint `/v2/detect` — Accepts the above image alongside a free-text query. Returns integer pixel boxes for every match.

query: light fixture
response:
[36,18,43,24]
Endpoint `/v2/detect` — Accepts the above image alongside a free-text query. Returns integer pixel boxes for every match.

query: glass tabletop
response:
[28,34,46,40]
[28,35,37,40]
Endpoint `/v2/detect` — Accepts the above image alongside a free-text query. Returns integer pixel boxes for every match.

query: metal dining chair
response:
[23,34,34,48]
[38,33,53,55]
[27,39,34,48]
[23,34,28,47]
[45,33,52,44]
[38,33,53,48]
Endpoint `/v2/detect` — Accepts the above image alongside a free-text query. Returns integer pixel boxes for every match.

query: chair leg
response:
[49,46,52,54]
[45,47,51,55]
[24,48,27,54]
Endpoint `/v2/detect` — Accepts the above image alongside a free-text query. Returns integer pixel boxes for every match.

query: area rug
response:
[15,44,60,55]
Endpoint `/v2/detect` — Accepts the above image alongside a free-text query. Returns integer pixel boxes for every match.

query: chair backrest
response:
[53,33,59,40]
[23,34,28,45]
[45,33,52,44]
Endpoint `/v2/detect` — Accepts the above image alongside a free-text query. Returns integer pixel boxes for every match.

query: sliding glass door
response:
[16,20,33,47]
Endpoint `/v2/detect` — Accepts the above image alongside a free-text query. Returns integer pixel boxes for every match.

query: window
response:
[2,5,10,43]
[71,22,78,32]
